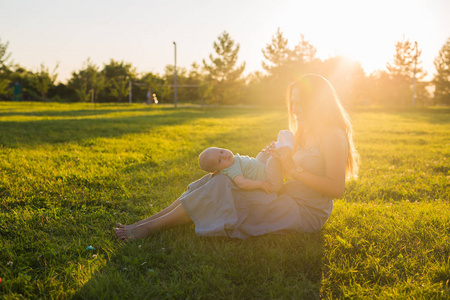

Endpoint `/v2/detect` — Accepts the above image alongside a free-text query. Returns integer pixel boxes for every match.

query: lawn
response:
[0,102,449,299]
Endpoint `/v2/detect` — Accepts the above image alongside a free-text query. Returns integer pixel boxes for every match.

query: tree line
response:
[0,30,449,106]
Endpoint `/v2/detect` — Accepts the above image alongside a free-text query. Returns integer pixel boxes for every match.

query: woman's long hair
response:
[286,74,359,179]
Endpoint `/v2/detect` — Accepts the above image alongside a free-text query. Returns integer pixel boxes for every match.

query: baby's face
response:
[206,148,235,172]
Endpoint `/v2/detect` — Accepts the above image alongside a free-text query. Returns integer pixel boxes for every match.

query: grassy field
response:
[0,102,449,299]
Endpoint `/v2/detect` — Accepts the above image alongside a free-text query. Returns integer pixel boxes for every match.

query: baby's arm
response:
[233,175,271,193]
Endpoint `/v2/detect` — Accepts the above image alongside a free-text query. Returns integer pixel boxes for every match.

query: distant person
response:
[115,74,359,240]
[146,90,151,104]
[153,93,158,104]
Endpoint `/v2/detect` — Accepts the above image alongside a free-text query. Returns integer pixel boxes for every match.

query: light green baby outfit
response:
[220,154,266,181]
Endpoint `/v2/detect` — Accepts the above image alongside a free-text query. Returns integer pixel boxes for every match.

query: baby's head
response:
[199,147,235,173]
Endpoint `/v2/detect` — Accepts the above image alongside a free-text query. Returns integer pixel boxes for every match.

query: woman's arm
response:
[273,128,348,198]
[233,175,271,194]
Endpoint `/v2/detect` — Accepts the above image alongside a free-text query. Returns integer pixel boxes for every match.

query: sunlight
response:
[283,0,431,76]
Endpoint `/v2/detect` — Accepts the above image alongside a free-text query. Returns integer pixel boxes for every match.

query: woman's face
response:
[291,88,303,119]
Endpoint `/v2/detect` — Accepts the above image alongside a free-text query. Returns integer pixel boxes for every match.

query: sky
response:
[1,0,449,83]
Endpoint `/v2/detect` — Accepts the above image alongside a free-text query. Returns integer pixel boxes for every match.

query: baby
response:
[198,130,294,194]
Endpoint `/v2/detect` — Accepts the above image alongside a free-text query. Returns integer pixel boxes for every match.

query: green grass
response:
[0,102,449,299]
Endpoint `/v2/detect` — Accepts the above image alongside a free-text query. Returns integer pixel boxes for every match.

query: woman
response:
[115,74,359,240]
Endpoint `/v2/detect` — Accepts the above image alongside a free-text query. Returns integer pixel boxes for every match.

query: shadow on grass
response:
[71,228,325,299]
[398,109,450,125]
[351,106,450,125]
[0,107,152,118]
[0,107,272,148]
[0,111,192,148]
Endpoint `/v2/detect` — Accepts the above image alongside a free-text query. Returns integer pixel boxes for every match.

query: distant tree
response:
[203,31,245,104]
[0,77,9,98]
[0,38,13,98]
[198,81,214,106]
[261,29,318,105]
[290,34,318,77]
[101,59,136,102]
[262,28,290,77]
[73,78,90,102]
[433,37,450,105]
[49,82,73,102]
[168,62,213,105]
[243,71,268,105]
[262,31,317,79]
[365,70,392,106]
[293,34,317,63]
[31,63,59,101]
[260,28,292,105]
[163,64,188,103]
[91,69,106,103]
[68,58,103,102]
[387,37,426,79]
[8,66,40,101]
[386,36,426,106]
[75,59,107,103]
[320,56,367,106]
[415,81,432,106]
[185,62,206,103]
[110,78,130,103]
[0,37,12,72]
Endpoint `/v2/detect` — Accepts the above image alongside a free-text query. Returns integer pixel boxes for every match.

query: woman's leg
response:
[117,198,182,228]
[117,174,214,228]
[115,202,192,241]
[265,156,284,192]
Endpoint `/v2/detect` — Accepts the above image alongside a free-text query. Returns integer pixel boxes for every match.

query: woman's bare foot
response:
[115,224,149,241]
[116,218,153,229]
[115,202,192,241]
[116,217,152,228]
[116,222,136,229]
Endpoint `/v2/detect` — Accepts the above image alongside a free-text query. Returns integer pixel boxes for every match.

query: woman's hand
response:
[261,141,276,154]
[260,181,272,194]
[270,146,296,175]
